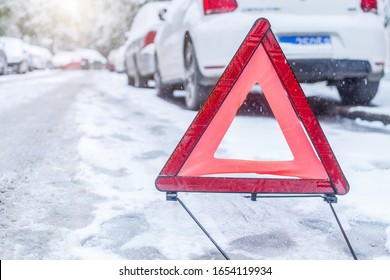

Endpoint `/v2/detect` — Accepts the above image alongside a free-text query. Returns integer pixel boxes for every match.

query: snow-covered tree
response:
[0,0,164,55]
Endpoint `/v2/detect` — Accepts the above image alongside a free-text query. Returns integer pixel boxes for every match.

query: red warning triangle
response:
[156,19,349,195]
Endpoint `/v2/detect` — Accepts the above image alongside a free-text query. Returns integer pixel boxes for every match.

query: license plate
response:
[278,35,331,45]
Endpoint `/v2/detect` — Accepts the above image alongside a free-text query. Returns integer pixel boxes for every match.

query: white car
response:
[50,51,75,69]
[107,49,117,71]
[74,48,107,70]
[155,0,387,110]
[26,44,52,70]
[114,45,127,73]
[124,1,171,88]
[0,37,29,74]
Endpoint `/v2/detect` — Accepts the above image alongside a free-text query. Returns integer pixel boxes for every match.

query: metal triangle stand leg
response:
[323,195,358,260]
[248,193,358,260]
[166,192,230,260]
[166,192,357,260]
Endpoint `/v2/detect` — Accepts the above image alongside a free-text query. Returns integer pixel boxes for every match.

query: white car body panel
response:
[114,45,127,73]
[136,44,157,77]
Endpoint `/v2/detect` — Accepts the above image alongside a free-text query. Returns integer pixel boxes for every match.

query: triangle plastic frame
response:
[155,18,349,195]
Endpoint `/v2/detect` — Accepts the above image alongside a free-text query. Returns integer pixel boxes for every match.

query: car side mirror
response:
[158,8,167,21]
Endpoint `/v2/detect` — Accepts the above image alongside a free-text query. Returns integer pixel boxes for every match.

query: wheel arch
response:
[183,32,192,52]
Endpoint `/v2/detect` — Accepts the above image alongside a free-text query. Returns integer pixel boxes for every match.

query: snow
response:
[127,1,169,41]
[0,70,390,260]
[50,51,75,68]
[0,36,25,63]
[113,45,127,73]
[0,70,81,111]
[74,72,390,259]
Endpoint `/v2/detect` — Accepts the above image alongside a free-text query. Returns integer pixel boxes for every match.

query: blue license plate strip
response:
[278,35,331,45]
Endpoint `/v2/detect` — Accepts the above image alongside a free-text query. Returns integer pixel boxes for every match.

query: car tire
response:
[337,78,379,105]
[154,57,174,98]
[17,61,28,74]
[127,74,135,86]
[134,67,149,88]
[184,40,210,110]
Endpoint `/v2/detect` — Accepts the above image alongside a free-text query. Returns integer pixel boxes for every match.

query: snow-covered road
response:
[0,70,389,260]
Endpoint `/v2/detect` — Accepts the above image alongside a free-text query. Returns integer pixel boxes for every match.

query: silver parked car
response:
[124,1,170,88]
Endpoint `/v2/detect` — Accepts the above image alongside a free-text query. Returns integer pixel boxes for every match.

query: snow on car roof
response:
[27,45,52,59]
[0,36,25,55]
[127,1,170,41]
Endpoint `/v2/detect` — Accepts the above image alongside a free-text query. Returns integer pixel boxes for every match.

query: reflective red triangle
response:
[156,19,349,195]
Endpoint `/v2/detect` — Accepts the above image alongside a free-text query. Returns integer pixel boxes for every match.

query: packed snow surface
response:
[0,70,389,260]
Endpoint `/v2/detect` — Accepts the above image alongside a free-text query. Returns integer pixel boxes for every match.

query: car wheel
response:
[154,57,174,98]
[337,78,379,105]
[134,67,149,88]
[127,74,135,86]
[184,40,210,110]
[17,61,28,74]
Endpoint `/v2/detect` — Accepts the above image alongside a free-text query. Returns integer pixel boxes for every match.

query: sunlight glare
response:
[56,0,81,19]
